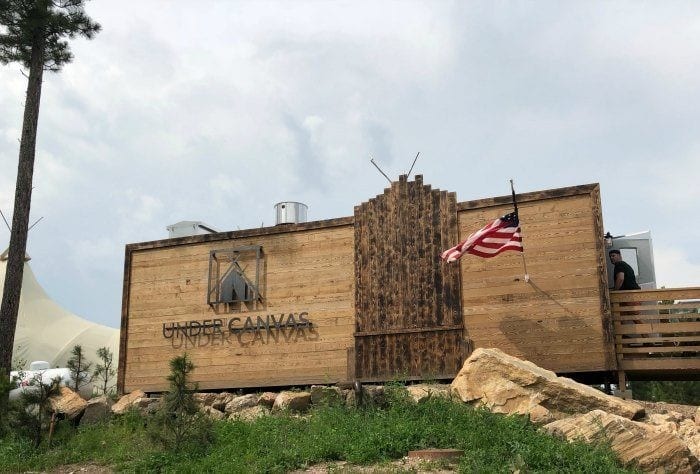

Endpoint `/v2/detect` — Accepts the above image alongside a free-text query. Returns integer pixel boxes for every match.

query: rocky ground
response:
[32,348,700,473]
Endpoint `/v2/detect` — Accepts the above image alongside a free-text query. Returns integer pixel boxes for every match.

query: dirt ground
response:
[34,459,457,474]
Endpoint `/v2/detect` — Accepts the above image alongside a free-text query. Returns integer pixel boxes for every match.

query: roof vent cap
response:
[275,202,308,225]
[166,221,218,238]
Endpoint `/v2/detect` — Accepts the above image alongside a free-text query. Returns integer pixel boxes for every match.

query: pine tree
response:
[93,346,115,396]
[149,353,214,452]
[66,344,92,393]
[0,0,100,381]
[14,373,61,447]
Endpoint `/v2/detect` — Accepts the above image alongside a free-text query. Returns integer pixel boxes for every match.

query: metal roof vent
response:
[275,202,308,225]
[166,221,218,238]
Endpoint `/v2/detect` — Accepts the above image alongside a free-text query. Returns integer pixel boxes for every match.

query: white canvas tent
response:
[0,249,119,380]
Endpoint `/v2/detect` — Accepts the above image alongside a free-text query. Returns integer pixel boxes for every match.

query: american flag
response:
[441,212,523,262]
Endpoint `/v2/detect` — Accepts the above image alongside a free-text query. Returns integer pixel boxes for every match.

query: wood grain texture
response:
[353,175,463,381]
[120,180,655,393]
[457,190,614,373]
[120,225,356,393]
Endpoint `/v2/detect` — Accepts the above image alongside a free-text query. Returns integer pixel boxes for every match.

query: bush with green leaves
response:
[148,353,214,453]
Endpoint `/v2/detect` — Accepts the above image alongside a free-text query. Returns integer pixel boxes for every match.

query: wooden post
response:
[617,370,626,392]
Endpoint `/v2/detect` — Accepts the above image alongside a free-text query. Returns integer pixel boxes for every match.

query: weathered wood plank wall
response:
[353,175,463,381]
[119,180,614,393]
[456,184,615,373]
[120,222,355,393]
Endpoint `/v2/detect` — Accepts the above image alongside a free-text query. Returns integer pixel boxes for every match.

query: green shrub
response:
[148,353,214,453]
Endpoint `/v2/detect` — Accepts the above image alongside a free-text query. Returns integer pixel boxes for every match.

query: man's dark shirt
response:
[614,261,641,290]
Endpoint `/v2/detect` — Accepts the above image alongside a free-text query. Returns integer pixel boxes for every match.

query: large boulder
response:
[228,405,269,422]
[646,411,700,461]
[201,406,225,421]
[81,395,113,424]
[405,384,451,403]
[111,390,146,415]
[136,396,161,415]
[258,392,277,408]
[544,410,699,473]
[450,348,644,423]
[310,385,343,407]
[48,387,87,420]
[272,391,311,413]
[193,392,217,408]
[224,394,259,414]
[346,385,388,408]
[213,392,236,412]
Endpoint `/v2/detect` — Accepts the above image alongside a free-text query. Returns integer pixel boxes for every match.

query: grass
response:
[0,392,633,473]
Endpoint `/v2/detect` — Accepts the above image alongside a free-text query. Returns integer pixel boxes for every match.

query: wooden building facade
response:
[118,177,618,393]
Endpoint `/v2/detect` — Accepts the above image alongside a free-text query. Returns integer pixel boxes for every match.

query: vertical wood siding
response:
[354,175,463,381]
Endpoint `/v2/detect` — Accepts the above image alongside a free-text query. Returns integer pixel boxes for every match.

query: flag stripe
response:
[440,212,523,263]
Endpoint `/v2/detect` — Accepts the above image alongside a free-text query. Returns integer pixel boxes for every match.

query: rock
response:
[258,392,277,408]
[345,388,357,407]
[224,394,259,414]
[112,390,146,415]
[81,396,113,424]
[229,405,269,421]
[213,392,235,412]
[344,385,389,408]
[643,410,700,460]
[273,391,311,412]
[544,410,699,473]
[647,413,678,434]
[136,397,161,415]
[202,406,225,421]
[642,400,698,421]
[696,406,700,427]
[678,419,700,460]
[405,384,451,403]
[193,392,217,407]
[48,387,87,421]
[362,385,387,407]
[310,385,343,407]
[450,348,644,423]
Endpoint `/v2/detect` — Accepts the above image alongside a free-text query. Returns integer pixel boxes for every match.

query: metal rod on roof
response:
[406,152,420,178]
[370,158,392,184]
[0,209,10,232]
[28,216,43,231]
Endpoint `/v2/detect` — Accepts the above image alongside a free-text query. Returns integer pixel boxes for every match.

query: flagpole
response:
[510,179,530,282]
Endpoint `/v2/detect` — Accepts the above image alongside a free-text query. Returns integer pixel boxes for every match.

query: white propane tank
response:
[9,361,74,401]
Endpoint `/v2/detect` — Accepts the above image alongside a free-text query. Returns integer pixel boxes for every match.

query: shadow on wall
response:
[497,281,605,371]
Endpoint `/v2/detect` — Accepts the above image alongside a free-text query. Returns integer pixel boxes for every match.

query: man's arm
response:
[615,272,624,290]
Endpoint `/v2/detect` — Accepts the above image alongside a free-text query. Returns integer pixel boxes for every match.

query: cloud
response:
[654,246,700,289]
[3,1,700,327]
[120,191,164,225]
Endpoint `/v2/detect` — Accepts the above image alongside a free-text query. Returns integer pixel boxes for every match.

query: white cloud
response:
[3,1,700,327]
[120,191,164,225]
[650,144,700,210]
[654,246,700,289]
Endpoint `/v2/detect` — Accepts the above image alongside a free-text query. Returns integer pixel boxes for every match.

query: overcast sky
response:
[2,1,700,328]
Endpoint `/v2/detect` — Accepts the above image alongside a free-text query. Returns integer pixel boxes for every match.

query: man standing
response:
[609,250,640,290]
[609,249,643,342]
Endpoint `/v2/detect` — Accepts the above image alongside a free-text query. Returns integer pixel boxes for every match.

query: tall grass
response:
[0,393,632,473]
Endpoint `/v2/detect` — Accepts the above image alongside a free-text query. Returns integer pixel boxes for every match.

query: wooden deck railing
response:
[610,287,700,374]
